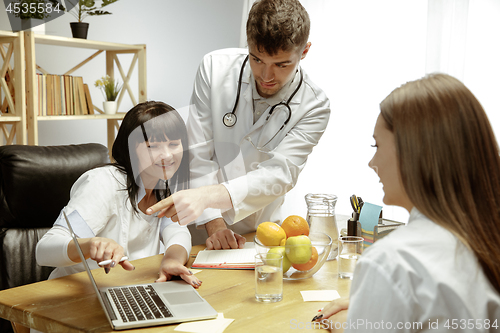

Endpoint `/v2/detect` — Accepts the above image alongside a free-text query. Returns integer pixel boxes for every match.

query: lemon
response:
[256,222,287,246]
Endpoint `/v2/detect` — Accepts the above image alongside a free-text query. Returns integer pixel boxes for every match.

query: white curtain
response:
[239,0,257,48]
[238,0,500,223]
[425,0,470,81]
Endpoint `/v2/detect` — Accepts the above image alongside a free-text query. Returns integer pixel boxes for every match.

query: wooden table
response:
[0,232,350,333]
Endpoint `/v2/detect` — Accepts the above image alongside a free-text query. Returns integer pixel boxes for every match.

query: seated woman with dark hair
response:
[36,101,200,288]
[315,74,500,332]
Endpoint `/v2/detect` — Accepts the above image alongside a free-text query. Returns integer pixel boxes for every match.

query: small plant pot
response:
[70,22,89,39]
[103,101,117,115]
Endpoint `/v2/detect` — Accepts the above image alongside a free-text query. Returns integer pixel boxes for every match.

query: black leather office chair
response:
[0,143,109,333]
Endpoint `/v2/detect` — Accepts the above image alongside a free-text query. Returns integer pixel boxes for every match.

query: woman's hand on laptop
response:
[156,257,202,289]
[88,237,135,273]
[69,236,135,273]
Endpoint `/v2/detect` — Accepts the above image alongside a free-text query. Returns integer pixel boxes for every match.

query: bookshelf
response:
[23,31,147,151]
[0,31,26,145]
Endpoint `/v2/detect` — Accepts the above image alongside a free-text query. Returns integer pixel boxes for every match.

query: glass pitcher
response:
[305,193,339,261]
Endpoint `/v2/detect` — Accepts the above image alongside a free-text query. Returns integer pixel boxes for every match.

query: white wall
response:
[282,0,428,221]
[281,0,500,221]
[464,0,500,140]
[1,0,243,145]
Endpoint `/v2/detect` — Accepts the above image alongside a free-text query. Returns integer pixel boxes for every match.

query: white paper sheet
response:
[300,290,341,302]
[174,313,234,333]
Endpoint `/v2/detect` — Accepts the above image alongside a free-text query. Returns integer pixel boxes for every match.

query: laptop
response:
[62,211,218,330]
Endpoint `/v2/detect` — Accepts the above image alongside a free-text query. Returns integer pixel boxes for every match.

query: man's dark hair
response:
[246,0,310,56]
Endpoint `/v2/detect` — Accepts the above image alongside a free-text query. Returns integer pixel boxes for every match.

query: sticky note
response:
[359,202,382,232]
[175,313,234,333]
[300,290,341,302]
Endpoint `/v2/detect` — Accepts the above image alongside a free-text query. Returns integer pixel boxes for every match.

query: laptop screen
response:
[62,211,115,324]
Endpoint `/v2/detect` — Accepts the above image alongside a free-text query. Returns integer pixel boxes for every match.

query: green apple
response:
[267,246,291,273]
[285,235,312,264]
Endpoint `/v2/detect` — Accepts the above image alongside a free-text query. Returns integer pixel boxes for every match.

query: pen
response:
[350,195,358,213]
[98,256,129,266]
[353,195,360,213]
[357,196,364,209]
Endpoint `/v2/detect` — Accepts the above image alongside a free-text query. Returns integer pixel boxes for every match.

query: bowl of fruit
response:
[254,215,332,280]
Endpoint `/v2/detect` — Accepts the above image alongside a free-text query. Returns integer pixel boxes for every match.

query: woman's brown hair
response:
[112,101,190,213]
[380,73,500,293]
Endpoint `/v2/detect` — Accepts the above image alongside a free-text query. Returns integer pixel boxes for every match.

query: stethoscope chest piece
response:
[223,112,237,127]
[223,54,303,135]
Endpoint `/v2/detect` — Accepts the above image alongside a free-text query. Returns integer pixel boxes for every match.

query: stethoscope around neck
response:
[222,55,304,130]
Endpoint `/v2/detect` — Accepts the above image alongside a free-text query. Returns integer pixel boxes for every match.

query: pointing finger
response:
[146,196,174,215]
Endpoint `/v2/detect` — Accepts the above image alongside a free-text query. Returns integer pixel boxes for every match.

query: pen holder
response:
[361,218,404,248]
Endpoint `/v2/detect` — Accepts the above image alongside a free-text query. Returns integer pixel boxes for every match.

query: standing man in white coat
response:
[147,0,330,249]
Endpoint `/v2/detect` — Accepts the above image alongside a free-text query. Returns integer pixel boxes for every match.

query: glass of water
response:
[255,253,283,302]
[338,236,364,279]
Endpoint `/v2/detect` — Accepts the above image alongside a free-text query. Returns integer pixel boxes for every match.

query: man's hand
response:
[146,185,233,226]
[205,218,245,250]
[146,188,207,225]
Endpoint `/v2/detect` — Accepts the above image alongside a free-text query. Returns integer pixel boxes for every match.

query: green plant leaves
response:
[67,0,119,22]
[87,10,111,16]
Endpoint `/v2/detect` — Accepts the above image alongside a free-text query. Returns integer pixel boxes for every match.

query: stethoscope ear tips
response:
[223,113,237,127]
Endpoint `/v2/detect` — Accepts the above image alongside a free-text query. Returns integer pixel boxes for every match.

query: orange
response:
[292,246,318,271]
[256,222,287,246]
[281,215,309,238]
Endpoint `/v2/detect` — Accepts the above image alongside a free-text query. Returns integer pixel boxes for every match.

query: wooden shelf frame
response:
[0,31,26,145]
[23,32,147,150]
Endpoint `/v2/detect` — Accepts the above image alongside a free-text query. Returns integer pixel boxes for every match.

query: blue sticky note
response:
[359,202,383,232]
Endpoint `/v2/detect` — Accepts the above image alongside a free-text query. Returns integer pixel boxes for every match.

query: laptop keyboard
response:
[108,285,173,322]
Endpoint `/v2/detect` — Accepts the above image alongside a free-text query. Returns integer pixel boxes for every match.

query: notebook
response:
[62,211,218,330]
[192,242,257,269]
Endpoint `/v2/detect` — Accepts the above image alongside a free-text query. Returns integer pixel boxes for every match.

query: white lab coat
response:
[345,208,500,332]
[187,48,330,245]
[36,166,192,279]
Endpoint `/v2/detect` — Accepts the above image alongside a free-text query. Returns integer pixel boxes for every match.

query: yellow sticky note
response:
[174,313,234,333]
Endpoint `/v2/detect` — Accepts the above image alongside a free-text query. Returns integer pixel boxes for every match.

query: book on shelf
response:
[72,76,80,115]
[75,77,87,115]
[54,74,61,115]
[36,73,93,116]
[64,75,72,115]
[46,74,53,115]
[60,75,66,115]
[36,73,43,116]
[83,84,94,115]
[191,242,257,270]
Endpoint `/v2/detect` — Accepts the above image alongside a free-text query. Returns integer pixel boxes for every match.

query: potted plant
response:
[12,0,65,33]
[66,0,120,39]
[95,75,122,114]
